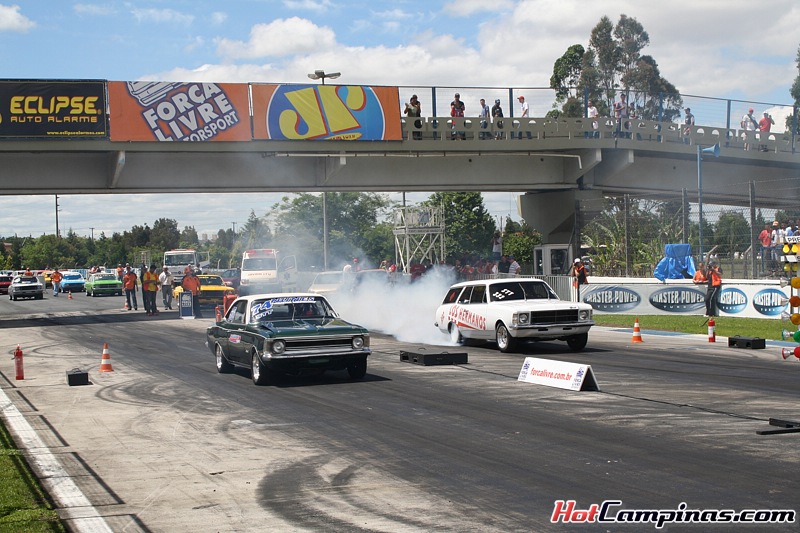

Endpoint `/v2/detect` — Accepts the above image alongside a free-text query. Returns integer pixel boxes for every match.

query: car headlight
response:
[352,336,364,350]
[514,312,529,326]
[579,309,592,320]
[272,340,286,354]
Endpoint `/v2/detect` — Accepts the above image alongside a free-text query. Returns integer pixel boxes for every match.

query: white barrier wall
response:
[580,277,789,319]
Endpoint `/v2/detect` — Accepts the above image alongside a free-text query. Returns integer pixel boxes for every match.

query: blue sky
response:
[1,0,799,239]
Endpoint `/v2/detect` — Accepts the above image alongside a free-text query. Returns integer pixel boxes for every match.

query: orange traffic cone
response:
[631,318,644,343]
[99,343,114,372]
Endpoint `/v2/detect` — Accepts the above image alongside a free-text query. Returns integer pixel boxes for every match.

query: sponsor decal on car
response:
[583,286,641,312]
[229,334,241,344]
[717,288,748,314]
[447,304,486,331]
[648,287,706,312]
[752,288,787,316]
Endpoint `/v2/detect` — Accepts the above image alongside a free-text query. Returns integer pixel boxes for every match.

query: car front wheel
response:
[566,333,588,351]
[495,323,516,353]
[215,344,233,373]
[347,359,367,380]
[251,350,275,386]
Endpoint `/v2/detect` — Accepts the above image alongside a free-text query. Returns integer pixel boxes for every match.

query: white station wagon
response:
[434,278,594,352]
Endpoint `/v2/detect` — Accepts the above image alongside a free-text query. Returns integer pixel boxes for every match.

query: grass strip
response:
[593,313,785,340]
[0,417,66,533]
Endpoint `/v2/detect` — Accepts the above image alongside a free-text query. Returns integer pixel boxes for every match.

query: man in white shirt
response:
[158,266,174,310]
[517,95,532,139]
[586,100,598,138]
[508,256,521,276]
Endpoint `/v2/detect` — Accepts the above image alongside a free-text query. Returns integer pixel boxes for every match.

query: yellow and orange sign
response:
[108,81,250,141]
[251,84,401,141]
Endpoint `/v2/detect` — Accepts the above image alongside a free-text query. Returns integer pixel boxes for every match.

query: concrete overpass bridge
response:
[0,112,798,244]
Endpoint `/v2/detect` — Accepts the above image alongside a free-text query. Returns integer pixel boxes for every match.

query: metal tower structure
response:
[392,205,446,271]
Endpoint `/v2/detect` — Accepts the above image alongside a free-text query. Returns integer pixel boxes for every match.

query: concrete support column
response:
[518,189,603,244]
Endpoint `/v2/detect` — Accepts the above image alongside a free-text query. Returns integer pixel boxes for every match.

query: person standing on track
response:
[123,266,139,311]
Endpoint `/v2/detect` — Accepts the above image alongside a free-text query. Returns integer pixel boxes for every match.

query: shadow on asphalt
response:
[0,312,190,329]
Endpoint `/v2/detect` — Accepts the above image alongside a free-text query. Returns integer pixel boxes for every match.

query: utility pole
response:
[89,227,95,241]
[54,195,60,238]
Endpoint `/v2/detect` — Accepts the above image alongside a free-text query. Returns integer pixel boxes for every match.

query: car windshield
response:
[64,274,82,280]
[313,273,342,284]
[242,257,276,271]
[15,276,38,284]
[200,276,224,286]
[0,276,11,282]
[164,253,195,266]
[488,281,556,302]
[94,274,116,281]
[250,296,335,323]
[222,269,239,278]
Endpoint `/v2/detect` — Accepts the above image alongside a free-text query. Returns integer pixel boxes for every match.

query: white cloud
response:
[210,11,227,25]
[215,17,337,59]
[74,3,116,16]
[282,0,334,13]
[0,4,34,32]
[131,8,194,25]
[442,0,514,17]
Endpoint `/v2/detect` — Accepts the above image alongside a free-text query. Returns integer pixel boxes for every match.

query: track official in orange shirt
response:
[182,270,203,318]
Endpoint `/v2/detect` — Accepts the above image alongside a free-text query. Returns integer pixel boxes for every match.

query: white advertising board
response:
[517,357,599,392]
[581,277,790,319]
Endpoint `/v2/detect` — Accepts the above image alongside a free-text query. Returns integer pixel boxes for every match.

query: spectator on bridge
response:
[683,107,695,143]
[614,93,628,138]
[479,98,490,140]
[450,93,465,140]
[740,108,758,150]
[758,112,774,152]
[491,99,504,139]
[404,95,422,140]
[586,100,598,138]
[516,96,532,139]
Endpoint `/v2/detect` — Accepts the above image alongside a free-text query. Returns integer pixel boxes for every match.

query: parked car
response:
[308,271,344,295]
[59,271,86,293]
[9,275,44,300]
[206,293,371,385]
[0,274,12,294]
[174,274,236,307]
[220,268,241,289]
[434,278,594,352]
[84,272,123,297]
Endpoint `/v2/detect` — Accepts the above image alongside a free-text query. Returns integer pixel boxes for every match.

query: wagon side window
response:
[458,286,474,304]
[469,284,487,304]
[442,287,462,304]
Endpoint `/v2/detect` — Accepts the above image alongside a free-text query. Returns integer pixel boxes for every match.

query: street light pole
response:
[308,69,340,271]
[697,143,720,262]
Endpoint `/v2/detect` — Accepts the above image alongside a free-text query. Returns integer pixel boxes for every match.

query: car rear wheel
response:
[251,350,275,385]
[566,333,588,352]
[347,359,368,380]
[215,344,233,373]
[495,323,516,353]
[448,323,463,345]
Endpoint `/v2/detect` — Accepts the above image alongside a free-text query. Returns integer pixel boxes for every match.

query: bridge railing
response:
[400,116,797,155]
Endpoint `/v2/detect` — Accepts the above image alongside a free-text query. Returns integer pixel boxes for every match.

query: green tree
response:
[555,14,682,120]
[421,192,495,262]
[501,222,542,266]
[272,192,393,268]
[150,218,180,251]
[241,210,272,249]
[788,44,800,133]
[180,225,199,248]
[714,211,750,256]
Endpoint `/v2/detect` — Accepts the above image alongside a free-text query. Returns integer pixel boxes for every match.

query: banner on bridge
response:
[0,80,107,139]
[107,81,251,142]
[251,84,402,141]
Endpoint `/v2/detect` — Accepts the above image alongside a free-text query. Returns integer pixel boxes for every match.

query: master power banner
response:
[0,80,107,138]
[251,84,402,141]
[108,81,250,141]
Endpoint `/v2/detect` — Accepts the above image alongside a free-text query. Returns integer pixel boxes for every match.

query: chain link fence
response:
[577,179,800,279]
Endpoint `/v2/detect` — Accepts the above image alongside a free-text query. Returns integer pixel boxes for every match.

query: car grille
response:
[285,336,356,352]
[530,310,580,324]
